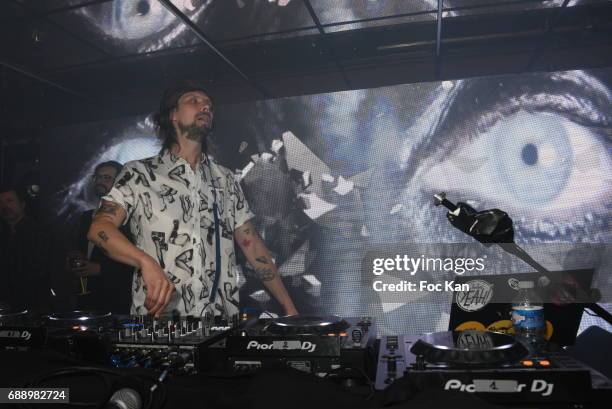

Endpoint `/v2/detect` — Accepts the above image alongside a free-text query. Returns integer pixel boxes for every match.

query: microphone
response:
[104,376,143,409]
[104,388,142,409]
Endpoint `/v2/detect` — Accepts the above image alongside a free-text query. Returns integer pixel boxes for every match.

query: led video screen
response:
[41,68,611,335]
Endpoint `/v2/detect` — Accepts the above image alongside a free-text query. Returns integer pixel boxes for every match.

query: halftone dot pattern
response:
[579,303,612,334]
[309,0,436,31]
[42,68,611,337]
[441,0,609,18]
[233,69,611,336]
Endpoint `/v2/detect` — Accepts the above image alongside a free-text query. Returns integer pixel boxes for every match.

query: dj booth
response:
[1,309,611,409]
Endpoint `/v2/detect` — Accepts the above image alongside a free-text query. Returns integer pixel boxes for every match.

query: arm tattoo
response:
[243,227,251,235]
[94,240,109,255]
[93,231,110,255]
[255,256,271,265]
[255,267,276,281]
[98,231,109,242]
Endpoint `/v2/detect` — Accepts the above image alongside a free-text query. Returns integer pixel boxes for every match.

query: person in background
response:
[67,161,133,314]
[0,184,50,313]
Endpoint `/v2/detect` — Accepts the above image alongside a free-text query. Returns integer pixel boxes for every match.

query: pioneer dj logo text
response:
[246,340,317,353]
[444,379,554,396]
[0,330,31,341]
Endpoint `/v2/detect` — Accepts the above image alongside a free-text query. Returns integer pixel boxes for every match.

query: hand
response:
[65,250,86,271]
[139,256,175,318]
[71,261,101,277]
[284,305,299,316]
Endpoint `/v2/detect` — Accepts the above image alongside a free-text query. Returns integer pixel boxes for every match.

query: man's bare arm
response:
[87,200,174,317]
[235,220,298,315]
[88,201,141,266]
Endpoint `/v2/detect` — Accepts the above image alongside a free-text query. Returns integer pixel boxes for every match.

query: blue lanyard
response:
[205,156,222,304]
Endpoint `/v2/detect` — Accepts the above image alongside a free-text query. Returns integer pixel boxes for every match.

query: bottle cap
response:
[518,281,534,289]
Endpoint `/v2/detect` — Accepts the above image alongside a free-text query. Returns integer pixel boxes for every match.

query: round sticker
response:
[455,280,494,312]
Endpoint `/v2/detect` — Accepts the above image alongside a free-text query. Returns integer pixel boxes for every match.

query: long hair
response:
[152,81,214,153]
[94,160,123,175]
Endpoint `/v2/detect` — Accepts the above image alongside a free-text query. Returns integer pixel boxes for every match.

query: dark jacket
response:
[0,217,51,313]
[74,210,133,314]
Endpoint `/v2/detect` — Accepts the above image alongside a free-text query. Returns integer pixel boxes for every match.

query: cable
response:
[20,367,111,408]
[323,366,376,400]
[199,301,215,318]
[19,366,167,409]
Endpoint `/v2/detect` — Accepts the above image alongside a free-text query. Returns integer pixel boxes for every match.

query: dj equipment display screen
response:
[41,68,612,335]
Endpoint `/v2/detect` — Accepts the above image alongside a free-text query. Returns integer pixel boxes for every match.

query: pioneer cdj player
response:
[205,315,377,376]
[375,330,612,405]
[2,310,377,378]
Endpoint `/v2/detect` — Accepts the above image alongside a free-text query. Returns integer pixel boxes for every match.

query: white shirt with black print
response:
[102,150,254,318]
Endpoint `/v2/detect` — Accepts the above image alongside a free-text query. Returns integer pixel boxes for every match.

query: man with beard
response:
[67,161,133,313]
[88,82,298,318]
[0,185,50,312]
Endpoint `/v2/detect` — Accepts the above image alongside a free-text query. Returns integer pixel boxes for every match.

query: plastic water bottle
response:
[511,281,545,342]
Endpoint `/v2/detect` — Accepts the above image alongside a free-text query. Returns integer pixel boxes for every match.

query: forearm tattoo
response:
[254,255,276,281]
[93,231,110,255]
[255,256,270,264]
[255,267,276,281]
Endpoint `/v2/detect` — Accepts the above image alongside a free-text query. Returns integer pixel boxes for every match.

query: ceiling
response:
[1,0,611,131]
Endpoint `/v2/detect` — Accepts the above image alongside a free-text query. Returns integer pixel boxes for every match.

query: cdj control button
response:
[538,360,551,367]
[521,360,534,367]
[386,336,399,351]
[351,329,363,344]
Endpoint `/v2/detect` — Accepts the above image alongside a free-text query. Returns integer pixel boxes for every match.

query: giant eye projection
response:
[44,68,611,336]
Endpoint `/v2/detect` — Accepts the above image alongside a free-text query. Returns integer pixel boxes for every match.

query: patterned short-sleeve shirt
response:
[102,150,254,318]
